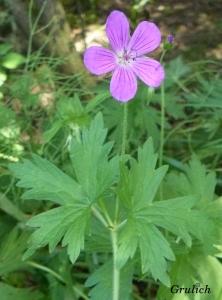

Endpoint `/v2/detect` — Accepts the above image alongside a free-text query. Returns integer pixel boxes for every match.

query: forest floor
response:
[70,0,222,60]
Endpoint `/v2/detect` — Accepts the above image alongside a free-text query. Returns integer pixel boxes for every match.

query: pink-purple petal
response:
[127,21,161,56]
[84,46,115,75]
[110,67,137,102]
[132,57,164,88]
[106,10,130,52]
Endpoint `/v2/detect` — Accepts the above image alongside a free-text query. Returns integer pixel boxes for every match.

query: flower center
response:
[116,50,136,66]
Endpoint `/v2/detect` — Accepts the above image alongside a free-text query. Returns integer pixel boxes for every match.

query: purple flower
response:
[84,10,164,102]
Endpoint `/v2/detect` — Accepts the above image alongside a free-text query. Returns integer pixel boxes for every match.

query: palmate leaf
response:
[163,155,217,248]
[163,155,216,205]
[10,114,118,263]
[85,261,133,300]
[117,139,210,286]
[23,203,90,262]
[143,196,212,246]
[165,56,191,89]
[10,154,83,205]
[10,156,87,262]
[70,113,119,202]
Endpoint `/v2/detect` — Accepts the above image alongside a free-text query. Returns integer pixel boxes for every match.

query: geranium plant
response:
[9,10,222,300]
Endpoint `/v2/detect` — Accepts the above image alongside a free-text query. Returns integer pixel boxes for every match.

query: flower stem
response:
[121,103,128,157]
[111,228,120,300]
[159,82,165,168]
[159,82,165,200]
[110,103,128,300]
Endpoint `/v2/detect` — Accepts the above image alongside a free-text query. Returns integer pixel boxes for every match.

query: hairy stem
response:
[111,228,120,300]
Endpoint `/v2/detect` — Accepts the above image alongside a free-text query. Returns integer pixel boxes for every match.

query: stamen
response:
[116,50,137,67]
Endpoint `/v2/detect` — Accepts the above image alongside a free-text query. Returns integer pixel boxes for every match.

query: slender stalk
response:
[99,198,114,227]
[110,103,129,300]
[91,206,109,228]
[159,82,165,168]
[27,261,89,300]
[158,48,167,201]
[121,103,128,156]
[111,228,120,300]
[159,83,165,200]
[116,102,128,221]
[27,261,65,283]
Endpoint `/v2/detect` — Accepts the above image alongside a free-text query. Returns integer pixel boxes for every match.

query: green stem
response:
[116,102,128,222]
[159,82,165,168]
[27,261,65,283]
[158,47,166,169]
[27,261,89,300]
[91,206,109,228]
[99,199,114,227]
[159,82,165,201]
[111,228,120,300]
[121,103,128,156]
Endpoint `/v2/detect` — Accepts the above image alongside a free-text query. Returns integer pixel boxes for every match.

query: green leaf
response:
[0,228,29,275]
[186,77,222,109]
[23,202,90,262]
[184,155,216,205]
[10,115,119,262]
[0,43,12,56]
[85,91,110,113]
[11,154,91,261]
[10,154,83,205]
[0,192,27,221]
[57,94,88,125]
[117,139,174,285]
[117,218,174,286]
[165,56,191,89]
[117,139,212,286]
[164,155,216,205]
[158,253,222,300]
[144,195,213,247]
[85,261,133,300]
[1,52,25,69]
[70,113,119,202]
[0,282,43,300]
[43,119,63,144]
[118,138,168,211]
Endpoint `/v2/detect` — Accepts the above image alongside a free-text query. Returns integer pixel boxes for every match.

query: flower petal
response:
[132,57,164,88]
[127,21,161,56]
[106,10,130,52]
[84,46,115,75]
[110,67,137,102]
